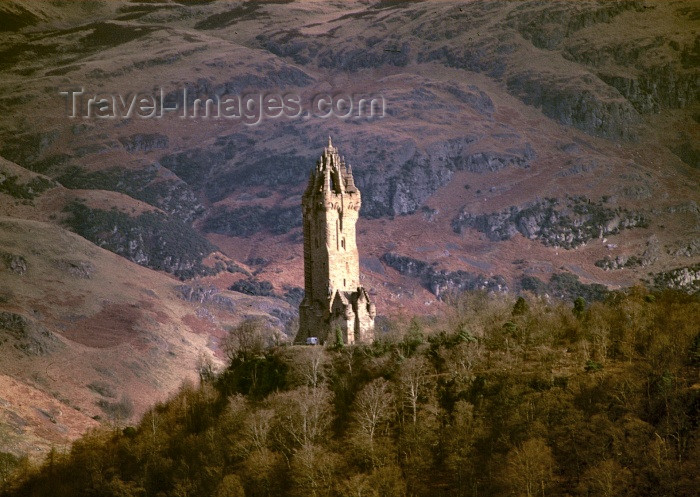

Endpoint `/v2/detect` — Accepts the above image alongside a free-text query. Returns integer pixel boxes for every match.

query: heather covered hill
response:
[3,289,698,496]
[0,160,294,458]
[0,0,696,315]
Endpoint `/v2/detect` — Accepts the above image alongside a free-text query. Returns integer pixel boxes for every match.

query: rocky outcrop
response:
[668,239,700,258]
[670,140,699,169]
[0,173,55,200]
[595,255,645,271]
[63,201,215,280]
[175,284,236,313]
[357,138,533,218]
[381,252,507,299]
[650,264,700,294]
[453,196,647,249]
[0,311,58,356]
[118,134,169,153]
[595,236,660,270]
[511,1,643,51]
[203,205,301,237]
[0,251,27,275]
[598,68,698,114]
[506,72,639,139]
[54,259,94,279]
[57,165,204,223]
[189,131,534,224]
[520,272,609,302]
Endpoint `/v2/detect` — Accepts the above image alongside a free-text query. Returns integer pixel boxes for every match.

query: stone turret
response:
[296,138,376,345]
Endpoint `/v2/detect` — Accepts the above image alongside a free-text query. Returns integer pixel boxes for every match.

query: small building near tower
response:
[295,137,376,345]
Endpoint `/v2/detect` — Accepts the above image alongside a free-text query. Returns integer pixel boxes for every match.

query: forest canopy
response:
[2,288,699,497]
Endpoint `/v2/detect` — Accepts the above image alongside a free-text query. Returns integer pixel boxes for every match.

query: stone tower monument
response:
[296,137,376,345]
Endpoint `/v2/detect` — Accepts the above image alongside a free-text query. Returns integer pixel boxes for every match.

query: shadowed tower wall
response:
[296,138,376,345]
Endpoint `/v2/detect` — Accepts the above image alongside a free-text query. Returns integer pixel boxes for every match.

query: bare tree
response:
[504,438,555,497]
[223,317,268,362]
[352,378,393,445]
[397,356,432,426]
[289,443,338,497]
[271,386,333,455]
[287,346,327,389]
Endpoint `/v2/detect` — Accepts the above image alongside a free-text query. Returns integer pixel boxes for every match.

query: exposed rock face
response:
[520,272,609,302]
[670,140,700,169]
[596,236,660,270]
[0,251,27,275]
[598,68,698,114]
[203,205,301,237]
[57,165,204,223]
[650,264,700,294]
[118,133,169,153]
[54,259,94,279]
[506,72,639,139]
[0,311,58,356]
[0,173,55,200]
[668,239,700,258]
[171,130,534,224]
[175,284,236,313]
[356,138,534,219]
[63,202,216,279]
[596,254,644,271]
[453,196,648,249]
[381,252,507,299]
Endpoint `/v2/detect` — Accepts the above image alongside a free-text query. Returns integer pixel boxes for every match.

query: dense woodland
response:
[2,288,699,497]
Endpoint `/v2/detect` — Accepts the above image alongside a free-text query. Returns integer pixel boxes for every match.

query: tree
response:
[289,444,338,497]
[334,326,344,349]
[271,387,332,454]
[196,352,216,384]
[240,448,286,497]
[337,473,378,497]
[215,474,245,497]
[286,346,327,389]
[352,378,393,445]
[580,459,631,497]
[513,296,529,316]
[0,452,20,494]
[504,438,555,497]
[223,318,268,362]
[397,356,432,426]
[573,297,587,320]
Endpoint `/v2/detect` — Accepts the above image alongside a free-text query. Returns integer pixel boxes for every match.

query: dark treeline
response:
[2,288,699,497]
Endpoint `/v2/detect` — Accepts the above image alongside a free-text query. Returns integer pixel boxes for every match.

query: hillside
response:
[0,158,294,457]
[0,0,697,317]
